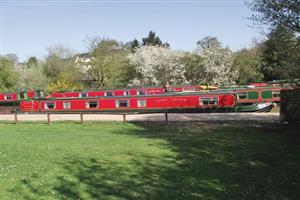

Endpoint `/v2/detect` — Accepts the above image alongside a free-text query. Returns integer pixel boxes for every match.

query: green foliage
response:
[182,52,206,84]
[43,54,76,79]
[46,68,84,93]
[46,78,83,93]
[1,122,300,199]
[232,48,263,84]
[142,31,170,47]
[5,54,19,66]
[120,59,137,85]
[260,26,300,80]
[250,0,300,33]
[86,39,133,88]
[249,0,300,81]
[42,45,85,91]
[26,56,38,68]
[130,38,140,52]
[43,46,76,79]
[0,57,18,91]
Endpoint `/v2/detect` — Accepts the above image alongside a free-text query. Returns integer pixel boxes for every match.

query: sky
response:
[1,0,263,62]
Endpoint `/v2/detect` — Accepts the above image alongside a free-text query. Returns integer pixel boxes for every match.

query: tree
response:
[196,36,236,86]
[46,72,83,93]
[17,64,47,90]
[249,0,300,33]
[0,57,18,91]
[43,45,76,79]
[128,45,186,85]
[196,37,237,86]
[197,36,221,51]
[27,56,38,68]
[232,48,263,84]
[85,38,130,88]
[43,45,84,91]
[5,54,19,67]
[260,26,300,80]
[182,52,206,84]
[142,31,170,47]
[130,39,140,52]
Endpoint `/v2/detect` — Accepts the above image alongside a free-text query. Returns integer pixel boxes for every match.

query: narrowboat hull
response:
[0,101,20,114]
[17,104,273,114]
[18,107,237,114]
[20,92,236,113]
[18,92,274,114]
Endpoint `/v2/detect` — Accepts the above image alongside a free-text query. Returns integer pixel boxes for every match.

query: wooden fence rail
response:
[0,112,280,124]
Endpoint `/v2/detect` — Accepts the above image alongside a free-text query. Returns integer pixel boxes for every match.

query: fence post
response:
[14,113,18,124]
[123,114,126,124]
[80,113,84,124]
[165,113,168,124]
[47,113,51,125]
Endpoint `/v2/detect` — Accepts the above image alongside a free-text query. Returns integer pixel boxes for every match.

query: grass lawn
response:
[1,121,300,199]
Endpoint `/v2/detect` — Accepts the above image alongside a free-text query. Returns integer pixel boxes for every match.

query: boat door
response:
[17,91,28,100]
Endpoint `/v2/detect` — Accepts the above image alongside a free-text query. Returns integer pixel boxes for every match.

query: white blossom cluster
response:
[128,44,238,86]
[201,46,238,85]
[128,45,186,85]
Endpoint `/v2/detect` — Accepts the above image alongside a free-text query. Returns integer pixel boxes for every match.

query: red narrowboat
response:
[0,90,38,113]
[0,90,37,102]
[20,92,236,113]
[0,92,18,102]
[235,87,282,104]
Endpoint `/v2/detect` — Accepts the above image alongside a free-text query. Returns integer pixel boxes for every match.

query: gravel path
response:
[0,113,279,122]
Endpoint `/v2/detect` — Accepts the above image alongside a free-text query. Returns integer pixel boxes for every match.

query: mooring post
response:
[165,113,168,124]
[123,114,126,124]
[14,113,18,124]
[80,113,84,124]
[47,113,51,125]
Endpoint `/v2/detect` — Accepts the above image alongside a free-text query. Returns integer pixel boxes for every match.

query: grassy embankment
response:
[1,121,299,199]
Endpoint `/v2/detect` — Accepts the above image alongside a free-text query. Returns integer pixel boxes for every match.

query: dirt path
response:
[0,113,279,122]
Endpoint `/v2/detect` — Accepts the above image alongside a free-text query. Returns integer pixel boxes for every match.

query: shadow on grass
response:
[15,121,300,199]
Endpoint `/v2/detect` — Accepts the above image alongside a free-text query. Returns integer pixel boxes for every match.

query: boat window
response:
[4,95,12,100]
[248,91,259,99]
[116,100,129,108]
[45,102,55,109]
[262,91,272,99]
[212,97,219,105]
[200,97,219,105]
[63,102,70,109]
[201,98,210,105]
[137,90,146,95]
[237,92,248,100]
[35,91,44,98]
[137,100,146,107]
[86,101,98,108]
[272,91,280,98]
[105,91,114,96]
[80,93,87,98]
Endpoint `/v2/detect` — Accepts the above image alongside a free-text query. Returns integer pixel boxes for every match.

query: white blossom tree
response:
[17,64,47,90]
[128,45,186,85]
[201,45,238,86]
